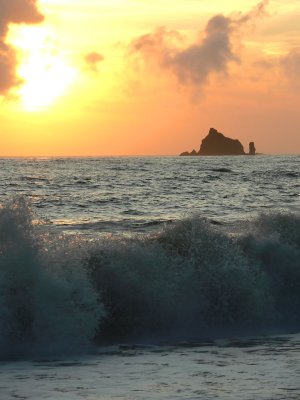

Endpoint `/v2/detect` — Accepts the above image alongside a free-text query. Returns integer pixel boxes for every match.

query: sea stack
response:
[249,142,256,155]
[199,128,245,156]
[179,128,257,156]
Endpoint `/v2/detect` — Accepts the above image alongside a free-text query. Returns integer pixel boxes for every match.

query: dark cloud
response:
[130,1,269,89]
[130,15,237,87]
[169,15,237,85]
[0,0,44,95]
[0,43,19,94]
[85,52,104,71]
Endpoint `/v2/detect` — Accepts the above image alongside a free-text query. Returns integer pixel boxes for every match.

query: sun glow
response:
[18,54,77,111]
[9,26,77,111]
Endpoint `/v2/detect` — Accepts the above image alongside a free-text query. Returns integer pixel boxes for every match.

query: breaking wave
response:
[0,198,103,359]
[0,197,299,359]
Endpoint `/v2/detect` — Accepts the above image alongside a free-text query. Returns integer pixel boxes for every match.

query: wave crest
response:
[0,197,299,358]
[0,197,103,359]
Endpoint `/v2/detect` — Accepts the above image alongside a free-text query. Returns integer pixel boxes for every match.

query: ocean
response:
[0,155,299,399]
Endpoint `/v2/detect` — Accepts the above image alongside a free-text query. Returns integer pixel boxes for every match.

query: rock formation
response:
[199,128,245,155]
[180,128,256,156]
[249,142,256,155]
[180,149,198,156]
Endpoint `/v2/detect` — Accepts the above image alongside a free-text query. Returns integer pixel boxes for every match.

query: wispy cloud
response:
[281,48,300,80]
[0,0,44,95]
[129,1,269,91]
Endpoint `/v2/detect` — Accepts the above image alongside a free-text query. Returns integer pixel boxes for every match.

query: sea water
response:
[0,155,299,399]
[0,155,299,234]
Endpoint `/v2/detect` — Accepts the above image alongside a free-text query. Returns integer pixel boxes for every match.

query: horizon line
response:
[0,153,299,158]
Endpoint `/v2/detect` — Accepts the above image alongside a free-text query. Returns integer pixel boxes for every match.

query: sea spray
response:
[239,213,300,324]
[0,197,103,358]
[0,197,299,358]
[88,217,270,341]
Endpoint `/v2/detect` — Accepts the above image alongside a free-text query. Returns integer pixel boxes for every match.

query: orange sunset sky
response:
[0,0,300,156]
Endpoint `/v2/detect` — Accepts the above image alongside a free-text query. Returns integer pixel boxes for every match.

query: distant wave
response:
[211,167,233,173]
[0,197,299,359]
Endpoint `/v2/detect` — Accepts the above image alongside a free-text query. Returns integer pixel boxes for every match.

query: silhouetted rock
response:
[199,128,245,155]
[180,128,257,156]
[180,149,198,156]
[249,142,256,155]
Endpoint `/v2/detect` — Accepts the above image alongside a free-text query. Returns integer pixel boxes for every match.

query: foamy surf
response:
[0,197,299,359]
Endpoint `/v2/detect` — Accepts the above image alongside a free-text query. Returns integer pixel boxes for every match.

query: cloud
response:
[0,0,44,95]
[281,48,300,80]
[130,16,236,87]
[85,52,104,72]
[130,1,269,90]
[233,0,269,26]
[170,15,237,85]
[253,58,274,70]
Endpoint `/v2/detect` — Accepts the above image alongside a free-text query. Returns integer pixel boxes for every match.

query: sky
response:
[0,0,300,156]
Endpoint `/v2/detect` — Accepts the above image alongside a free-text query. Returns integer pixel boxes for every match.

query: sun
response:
[18,53,77,112]
[9,25,77,112]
